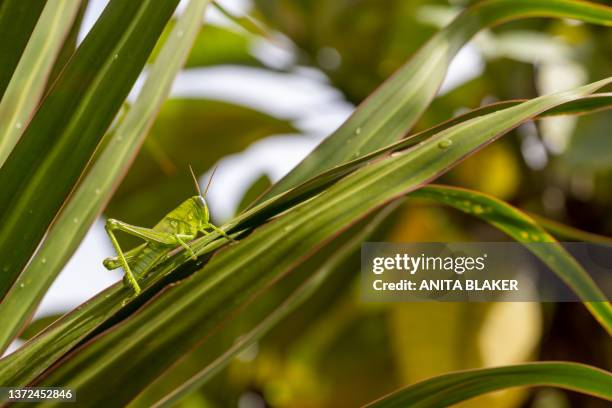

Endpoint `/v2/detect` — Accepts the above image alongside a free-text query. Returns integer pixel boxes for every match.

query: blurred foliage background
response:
[19,0,611,406]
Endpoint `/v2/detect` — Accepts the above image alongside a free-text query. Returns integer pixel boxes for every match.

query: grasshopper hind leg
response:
[103,242,148,271]
[105,219,142,295]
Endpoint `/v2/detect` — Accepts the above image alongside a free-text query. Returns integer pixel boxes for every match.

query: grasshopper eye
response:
[197,196,206,207]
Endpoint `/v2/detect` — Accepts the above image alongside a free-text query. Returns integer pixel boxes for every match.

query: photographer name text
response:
[370,254,518,293]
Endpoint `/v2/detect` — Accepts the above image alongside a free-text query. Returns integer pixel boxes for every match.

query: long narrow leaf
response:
[0,0,210,356]
[412,184,612,330]
[365,362,612,408]
[527,213,612,244]
[0,0,82,165]
[153,203,399,408]
[0,235,236,389]
[0,0,47,99]
[25,79,612,403]
[45,1,89,91]
[234,94,612,233]
[258,0,612,201]
[0,0,180,299]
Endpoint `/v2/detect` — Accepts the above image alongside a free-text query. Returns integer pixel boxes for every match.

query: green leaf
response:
[527,212,612,244]
[146,204,399,408]
[238,93,612,230]
[545,93,612,117]
[22,79,611,401]
[0,0,180,299]
[236,173,272,215]
[0,235,233,388]
[45,0,89,90]
[411,184,612,332]
[0,0,209,355]
[0,0,83,165]
[0,0,47,99]
[364,362,612,408]
[18,314,64,342]
[258,0,612,202]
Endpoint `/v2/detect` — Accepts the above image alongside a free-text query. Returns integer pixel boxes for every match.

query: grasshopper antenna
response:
[189,165,203,197]
[203,165,218,198]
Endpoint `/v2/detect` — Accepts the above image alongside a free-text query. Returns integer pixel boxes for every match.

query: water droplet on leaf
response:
[438,139,452,149]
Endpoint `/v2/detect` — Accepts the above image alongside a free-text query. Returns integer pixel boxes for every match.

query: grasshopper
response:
[103,166,233,295]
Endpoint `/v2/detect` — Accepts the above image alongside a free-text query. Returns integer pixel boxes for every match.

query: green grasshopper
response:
[103,166,233,295]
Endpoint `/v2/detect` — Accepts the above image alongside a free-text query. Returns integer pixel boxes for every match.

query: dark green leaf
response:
[18,314,64,342]
[0,0,47,98]
[0,0,83,165]
[0,0,180,298]
[45,0,89,89]
[0,0,209,354]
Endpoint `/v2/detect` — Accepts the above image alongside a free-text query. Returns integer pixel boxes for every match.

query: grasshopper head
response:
[188,165,214,231]
[193,195,210,230]
[196,195,206,207]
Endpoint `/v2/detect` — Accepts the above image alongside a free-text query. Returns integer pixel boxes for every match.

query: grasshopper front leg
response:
[205,223,236,242]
